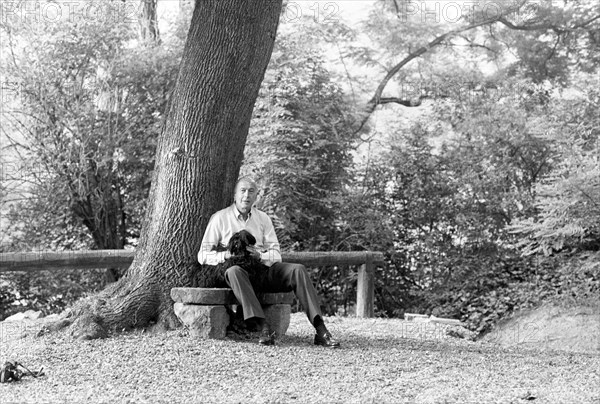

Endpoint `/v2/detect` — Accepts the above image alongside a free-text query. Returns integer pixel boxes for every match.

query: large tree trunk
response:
[61,0,283,339]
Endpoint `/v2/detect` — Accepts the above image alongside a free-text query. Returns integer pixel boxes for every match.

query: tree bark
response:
[61,0,283,339]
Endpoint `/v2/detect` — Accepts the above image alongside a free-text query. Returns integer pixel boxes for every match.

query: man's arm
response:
[198,214,229,265]
[260,215,282,266]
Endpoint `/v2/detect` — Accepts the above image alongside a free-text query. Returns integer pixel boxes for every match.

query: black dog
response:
[224,230,270,291]
[192,230,270,292]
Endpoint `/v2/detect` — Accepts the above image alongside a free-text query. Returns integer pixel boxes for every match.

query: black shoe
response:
[258,325,275,346]
[314,331,340,348]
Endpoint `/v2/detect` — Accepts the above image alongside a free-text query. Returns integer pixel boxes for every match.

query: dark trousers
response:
[225,262,322,325]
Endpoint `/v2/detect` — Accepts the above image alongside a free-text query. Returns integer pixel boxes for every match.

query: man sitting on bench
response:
[198,177,340,348]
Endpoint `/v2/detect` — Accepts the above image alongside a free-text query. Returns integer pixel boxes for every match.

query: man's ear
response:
[227,234,237,252]
[246,232,256,246]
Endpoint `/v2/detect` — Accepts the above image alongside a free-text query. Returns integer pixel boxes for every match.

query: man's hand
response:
[246,246,262,260]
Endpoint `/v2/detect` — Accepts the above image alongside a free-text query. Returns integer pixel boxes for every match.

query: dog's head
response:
[227,230,257,256]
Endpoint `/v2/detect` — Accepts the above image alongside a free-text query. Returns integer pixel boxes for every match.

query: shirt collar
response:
[232,204,252,221]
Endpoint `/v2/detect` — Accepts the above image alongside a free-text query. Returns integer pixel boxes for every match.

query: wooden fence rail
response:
[0,250,385,318]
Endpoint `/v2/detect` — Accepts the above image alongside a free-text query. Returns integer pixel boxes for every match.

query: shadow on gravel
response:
[275,332,486,353]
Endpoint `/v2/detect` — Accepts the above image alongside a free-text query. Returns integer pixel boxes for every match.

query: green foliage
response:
[510,78,600,255]
[2,183,93,251]
[362,90,547,286]
[341,74,571,325]
[440,80,555,221]
[408,251,538,334]
[1,1,181,250]
[408,250,600,335]
[0,269,107,321]
[504,1,600,83]
[243,24,358,251]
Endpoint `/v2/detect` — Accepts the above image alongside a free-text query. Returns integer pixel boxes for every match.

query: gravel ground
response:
[1,313,598,403]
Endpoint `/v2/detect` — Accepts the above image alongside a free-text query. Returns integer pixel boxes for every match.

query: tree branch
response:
[497,14,600,34]
[354,2,526,134]
[378,96,425,107]
[496,17,558,32]
[452,35,497,54]
[354,1,600,135]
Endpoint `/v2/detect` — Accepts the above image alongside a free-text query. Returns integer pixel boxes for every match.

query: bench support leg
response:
[174,303,229,339]
[264,304,291,337]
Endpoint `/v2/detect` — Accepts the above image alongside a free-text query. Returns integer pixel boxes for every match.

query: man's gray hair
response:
[234,176,258,192]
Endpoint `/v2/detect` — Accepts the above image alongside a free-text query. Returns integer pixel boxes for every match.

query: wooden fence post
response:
[356,253,374,318]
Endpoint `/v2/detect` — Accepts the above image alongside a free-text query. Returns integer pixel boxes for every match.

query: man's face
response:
[234,180,258,214]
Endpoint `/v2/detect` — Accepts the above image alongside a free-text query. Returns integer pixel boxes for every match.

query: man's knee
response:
[289,263,310,278]
[225,265,246,280]
[294,263,307,271]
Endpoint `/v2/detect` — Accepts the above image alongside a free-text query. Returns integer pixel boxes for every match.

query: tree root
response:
[37,276,173,340]
[69,313,108,340]
[36,319,72,337]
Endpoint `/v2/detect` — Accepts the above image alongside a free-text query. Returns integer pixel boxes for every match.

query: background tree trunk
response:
[138,0,160,44]
[62,0,283,339]
[69,163,127,282]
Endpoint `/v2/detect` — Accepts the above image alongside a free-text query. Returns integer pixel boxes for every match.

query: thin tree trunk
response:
[61,0,283,339]
[139,0,160,44]
[179,0,194,15]
[69,163,127,283]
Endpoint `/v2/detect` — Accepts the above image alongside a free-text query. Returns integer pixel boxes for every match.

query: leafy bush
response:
[404,250,600,335]
[1,5,180,251]
[510,82,600,255]
[0,269,107,321]
[243,30,356,251]
[309,265,357,316]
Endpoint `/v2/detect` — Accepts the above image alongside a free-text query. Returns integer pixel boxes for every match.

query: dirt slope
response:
[482,304,600,354]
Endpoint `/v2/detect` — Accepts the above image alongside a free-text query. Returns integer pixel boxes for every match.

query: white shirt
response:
[198,204,282,266]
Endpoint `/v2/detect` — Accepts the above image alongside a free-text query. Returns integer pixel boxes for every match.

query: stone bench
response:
[171,287,294,339]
